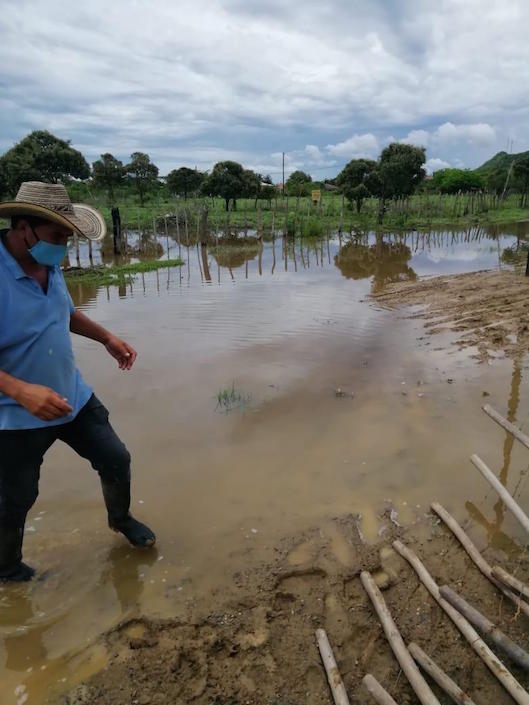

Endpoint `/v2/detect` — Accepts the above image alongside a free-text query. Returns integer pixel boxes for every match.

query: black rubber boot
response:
[101,480,156,548]
[0,526,35,582]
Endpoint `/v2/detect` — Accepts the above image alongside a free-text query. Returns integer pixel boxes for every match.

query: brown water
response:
[2,227,529,705]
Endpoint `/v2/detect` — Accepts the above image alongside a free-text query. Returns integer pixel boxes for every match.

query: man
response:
[0,182,155,583]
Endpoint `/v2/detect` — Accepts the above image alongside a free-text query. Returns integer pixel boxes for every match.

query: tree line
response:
[1,131,528,220]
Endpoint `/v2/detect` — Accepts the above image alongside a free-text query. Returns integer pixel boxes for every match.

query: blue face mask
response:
[28,228,68,266]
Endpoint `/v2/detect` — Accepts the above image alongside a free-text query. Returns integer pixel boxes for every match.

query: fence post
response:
[111,206,121,254]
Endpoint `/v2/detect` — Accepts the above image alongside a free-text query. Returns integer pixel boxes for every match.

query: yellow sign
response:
[311,189,321,203]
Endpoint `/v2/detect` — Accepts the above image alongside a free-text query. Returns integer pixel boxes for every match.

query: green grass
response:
[215,381,251,412]
[78,190,529,237]
[63,258,184,286]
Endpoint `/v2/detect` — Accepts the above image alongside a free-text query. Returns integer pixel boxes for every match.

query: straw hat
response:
[0,182,106,241]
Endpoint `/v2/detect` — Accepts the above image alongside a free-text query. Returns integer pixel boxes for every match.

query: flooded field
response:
[2,224,529,704]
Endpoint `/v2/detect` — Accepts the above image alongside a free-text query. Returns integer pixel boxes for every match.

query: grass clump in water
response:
[64,258,184,286]
[215,381,251,413]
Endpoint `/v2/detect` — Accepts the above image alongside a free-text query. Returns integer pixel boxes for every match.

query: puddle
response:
[2,225,529,703]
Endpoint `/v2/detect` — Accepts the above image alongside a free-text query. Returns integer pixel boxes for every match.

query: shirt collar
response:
[0,230,28,280]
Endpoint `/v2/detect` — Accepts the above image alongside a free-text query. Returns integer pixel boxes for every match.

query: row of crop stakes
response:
[315,403,529,705]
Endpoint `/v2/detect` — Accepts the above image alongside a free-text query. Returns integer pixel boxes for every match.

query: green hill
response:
[476,150,529,174]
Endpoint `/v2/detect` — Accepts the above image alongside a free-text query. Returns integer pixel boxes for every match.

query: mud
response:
[372,270,529,363]
[56,512,529,705]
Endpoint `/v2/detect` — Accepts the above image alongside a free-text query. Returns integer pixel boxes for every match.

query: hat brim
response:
[0,201,106,242]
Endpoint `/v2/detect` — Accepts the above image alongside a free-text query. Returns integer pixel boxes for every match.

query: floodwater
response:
[2,224,529,704]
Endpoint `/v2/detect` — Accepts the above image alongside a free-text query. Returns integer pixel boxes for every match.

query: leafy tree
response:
[166,167,205,199]
[125,152,159,206]
[0,130,90,195]
[431,168,484,194]
[242,169,261,199]
[92,153,124,203]
[285,170,312,197]
[336,159,376,212]
[513,156,529,207]
[369,143,426,223]
[201,160,247,211]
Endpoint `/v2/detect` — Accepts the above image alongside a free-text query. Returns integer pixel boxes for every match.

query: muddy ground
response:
[55,268,529,705]
[56,508,529,705]
[371,269,529,363]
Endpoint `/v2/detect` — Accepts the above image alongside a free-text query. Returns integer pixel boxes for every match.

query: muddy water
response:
[2,226,529,704]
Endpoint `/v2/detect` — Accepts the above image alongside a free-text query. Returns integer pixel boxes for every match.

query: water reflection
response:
[334,233,417,293]
[65,225,529,301]
[465,357,525,553]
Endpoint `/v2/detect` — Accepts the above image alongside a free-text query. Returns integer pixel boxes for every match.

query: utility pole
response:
[282,152,285,198]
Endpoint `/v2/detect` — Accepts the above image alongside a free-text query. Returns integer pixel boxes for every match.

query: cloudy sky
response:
[1,0,528,180]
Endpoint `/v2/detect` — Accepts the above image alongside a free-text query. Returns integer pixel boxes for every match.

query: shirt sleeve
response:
[67,290,75,315]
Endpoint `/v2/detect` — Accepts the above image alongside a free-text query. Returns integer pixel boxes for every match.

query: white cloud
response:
[326,133,379,158]
[0,1,527,174]
[400,129,430,147]
[425,157,451,174]
[434,122,496,146]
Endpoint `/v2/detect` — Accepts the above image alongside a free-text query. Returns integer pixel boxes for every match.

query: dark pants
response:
[0,395,131,530]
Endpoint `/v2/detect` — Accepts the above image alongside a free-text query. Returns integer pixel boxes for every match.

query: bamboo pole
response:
[393,540,529,705]
[482,404,529,451]
[470,454,529,534]
[492,565,529,601]
[408,642,476,705]
[440,586,529,671]
[360,572,441,705]
[315,629,351,705]
[431,503,529,618]
[362,674,399,705]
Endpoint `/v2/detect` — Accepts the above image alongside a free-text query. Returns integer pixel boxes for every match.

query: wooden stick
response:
[492,565,529,601]
[431,503,529,618]
[440,585,529,671]
[470,454,529,535]
[362,674,399,705]
[315,629,351,705]
[393,540,529,705]
[360,572,441,705]
[408,642,476,705]
[483,404,529,451]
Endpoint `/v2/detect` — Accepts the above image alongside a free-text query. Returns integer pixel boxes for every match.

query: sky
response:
[1,0,528,180]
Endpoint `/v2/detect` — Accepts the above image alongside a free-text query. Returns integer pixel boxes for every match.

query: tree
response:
[431,168,484,194]
[125,152,159,206]
[166,167,205,199]
[336,159,377,212]
[370,143,426,223]
[0,130,90,195]
[92,153,124,203]
[201,160,247,211]
[285,170,312,197]
[513,156,529,207]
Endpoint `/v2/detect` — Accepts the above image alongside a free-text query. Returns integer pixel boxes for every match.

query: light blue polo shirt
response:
[0,231,92,430]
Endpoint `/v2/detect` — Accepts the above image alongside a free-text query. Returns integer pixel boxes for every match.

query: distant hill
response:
[476,150,529,174]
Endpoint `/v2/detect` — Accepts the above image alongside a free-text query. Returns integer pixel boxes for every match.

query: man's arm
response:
[0,369,73,420]
[70,310,137,370]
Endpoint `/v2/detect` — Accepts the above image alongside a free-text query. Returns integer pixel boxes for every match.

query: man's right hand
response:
[16,383,74,421]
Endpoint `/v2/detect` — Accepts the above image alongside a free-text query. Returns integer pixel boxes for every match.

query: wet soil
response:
[372,270,529,363]
[57,512,529,705]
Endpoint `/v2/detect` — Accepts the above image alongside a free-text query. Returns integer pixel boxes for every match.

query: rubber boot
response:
[100,479,156,548]
[0,526,35,582]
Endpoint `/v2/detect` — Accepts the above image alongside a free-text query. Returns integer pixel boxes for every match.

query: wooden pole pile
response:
[360,571,441,705]
[393,540,529,705]
[440,585,529,671]
[431,502,529,618]
[408,642,477,705]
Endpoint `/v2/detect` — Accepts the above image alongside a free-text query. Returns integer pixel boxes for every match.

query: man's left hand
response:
[104,335,137,370]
